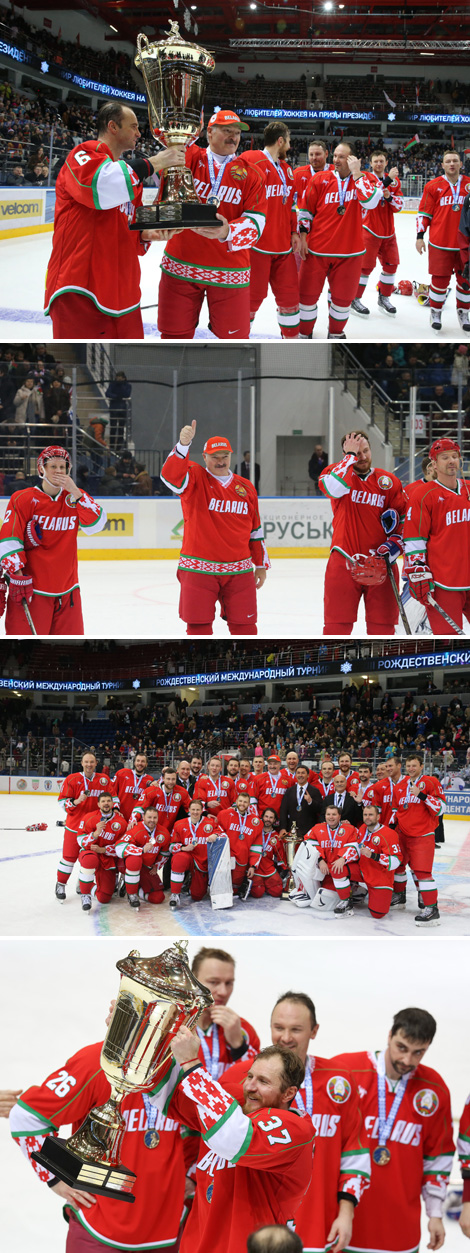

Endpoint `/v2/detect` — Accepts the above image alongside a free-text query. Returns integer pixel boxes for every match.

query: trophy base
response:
[32,1136,136,1203]
[131,202,220,231]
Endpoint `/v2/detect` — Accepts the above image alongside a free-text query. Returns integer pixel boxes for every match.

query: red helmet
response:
[346,553,387,587]
[396,280,413,296]
[429,438,460,460]
[37,445,71,477]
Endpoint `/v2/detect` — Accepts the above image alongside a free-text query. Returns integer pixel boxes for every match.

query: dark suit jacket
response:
[279,784,323,838]
[320,790,363,828]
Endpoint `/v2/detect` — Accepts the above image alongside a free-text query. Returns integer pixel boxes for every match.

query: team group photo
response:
[1,0,470,1250]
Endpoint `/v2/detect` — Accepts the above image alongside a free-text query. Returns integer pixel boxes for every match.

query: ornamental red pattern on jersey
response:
[11,1041,185,1249]
[160,146,266,287]
[160,445,269,576]
[44,140,149,317]
[0,486,106,596]
[330,1050,454,1253]
[319,453,407,559]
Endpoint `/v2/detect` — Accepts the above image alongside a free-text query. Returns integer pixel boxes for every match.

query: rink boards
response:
[0,495,334,558]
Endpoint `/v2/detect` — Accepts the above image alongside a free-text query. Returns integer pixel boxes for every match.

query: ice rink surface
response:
[1,938,468,1253]
[0,213,465,340]
[0,556,462,638]
[1,793,469,938]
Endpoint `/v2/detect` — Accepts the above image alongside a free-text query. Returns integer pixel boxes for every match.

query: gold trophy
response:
[281,820,302,899]
[132,21,218,230]
[32,943,212,1202]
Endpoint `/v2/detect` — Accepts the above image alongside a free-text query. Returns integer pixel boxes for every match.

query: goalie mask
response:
[37,445,71,478]
[346,553,387,587]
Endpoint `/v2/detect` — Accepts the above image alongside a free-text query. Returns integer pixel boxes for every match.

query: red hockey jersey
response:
[217,806,263,872]
[254,769,291,816]
[319,453,406,560]
[392,774,446,839]
[305,821,359,888]
[362,171,403,240]
[299,169,382,257]
[170,814,219,870]
[58,771,115,834]
[147,1061,315,1253]
[233,772,259,805]
[243,148,296,253]
[160,443,269,575]
[227,1052,370,1253]
[160,145,266,288]
[354,823,402,889]
[330,1050,454,1253]
[78,808,129,867]
[403,477,470,590]
[126,817,170,861]
[417,174,470,250]
[193,773,236,817]
[10,1040,186,1250]
[293,162,333,202]
[362,776,403,827]
[132,783,190,831]
[0,485,106,597]
[112,767,155,821]
[248,829,287,878]
[44,140,150,317]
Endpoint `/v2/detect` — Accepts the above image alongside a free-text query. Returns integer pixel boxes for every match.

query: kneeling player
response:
[217,792,263,891]
[169,799,219,907]
[243,807,288,899]
[78,792,128,911]
[349,803,402,919]
[121,806,166,906]
[0,445,106,635]
[304,804,359,917]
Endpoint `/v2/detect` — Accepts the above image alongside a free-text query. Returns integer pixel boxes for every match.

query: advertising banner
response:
[0,188,46,232]
[443,789,470,817]
[2,775,64,795]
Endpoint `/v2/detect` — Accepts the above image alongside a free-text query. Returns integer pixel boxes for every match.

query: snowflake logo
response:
[388,112,396,121]
[41,61,49,73]
[132,679,141,689]
[340,661,353,674]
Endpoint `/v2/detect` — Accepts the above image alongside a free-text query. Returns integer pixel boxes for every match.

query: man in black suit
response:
[238,450,260,492]
[188,754,203,796]
[279,763,323,838]
[320,771,363,827]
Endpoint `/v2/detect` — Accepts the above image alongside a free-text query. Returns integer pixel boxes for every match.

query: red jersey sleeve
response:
[63,142,141,212]
[458,1094,470,1184]
[160,443,195,498]
[319,452,358,500]
[9,1041,105,1183]
[150,1062,315,1170]
[0,489,31,572]
[74,492,107,535]
[417,182,437,235]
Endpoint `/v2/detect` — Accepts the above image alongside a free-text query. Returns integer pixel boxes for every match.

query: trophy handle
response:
[136,32,150,62]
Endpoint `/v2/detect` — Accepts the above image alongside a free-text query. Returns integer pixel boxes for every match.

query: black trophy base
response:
[32,1136,136,1203]
[131,202,220,231]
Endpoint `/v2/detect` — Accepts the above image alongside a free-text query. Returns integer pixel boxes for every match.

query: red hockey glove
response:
[406,564,434,603]
[0,579,6,618]
[7,570,34,604]
[346,552,387,586]
[24,520,43,550]
[26,822,48,831]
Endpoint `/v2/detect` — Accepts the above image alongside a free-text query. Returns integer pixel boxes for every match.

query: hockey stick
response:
[385,556,411,635]
[22,597,37,635]
[427,594,465,636]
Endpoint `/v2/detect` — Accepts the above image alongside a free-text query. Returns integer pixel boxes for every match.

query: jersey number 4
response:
[258,1115,292,1145]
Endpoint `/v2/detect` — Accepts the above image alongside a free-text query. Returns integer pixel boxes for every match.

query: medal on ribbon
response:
[374,1049,411,1166]
[295,1055,315,1118]
[336,171,350,215]
[196,1023,221,1078]
[142,1094,160,1149]
[207,150,236,208]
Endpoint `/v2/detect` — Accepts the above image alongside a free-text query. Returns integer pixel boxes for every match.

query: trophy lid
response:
[116,944,213,1012]
[135,22,215,73]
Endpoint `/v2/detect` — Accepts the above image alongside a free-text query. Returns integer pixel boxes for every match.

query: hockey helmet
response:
[396,279,413,296]
[346,553,387,587]
[37,445,71,477]
[429,438,460,460]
